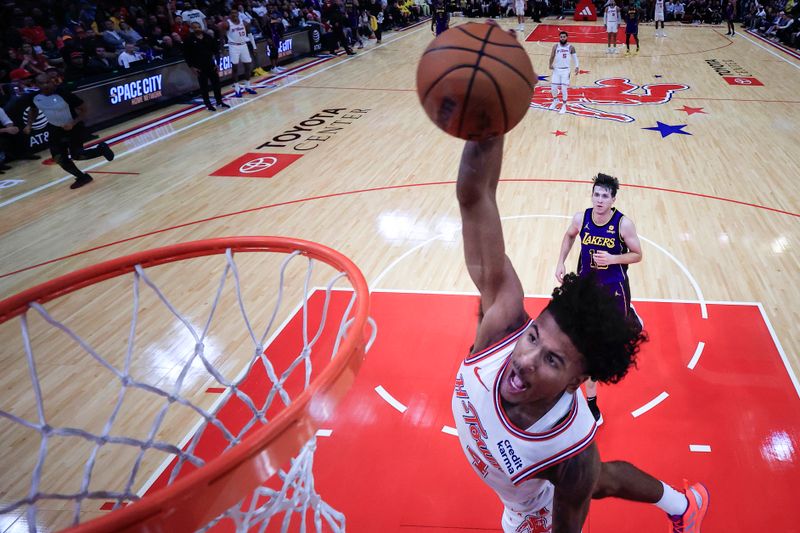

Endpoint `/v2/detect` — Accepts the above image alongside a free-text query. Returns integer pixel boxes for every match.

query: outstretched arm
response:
[457,137,526,352]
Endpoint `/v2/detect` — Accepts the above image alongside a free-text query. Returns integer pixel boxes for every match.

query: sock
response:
[245,80,252,88]
[234,82,240,92]
[656,482,689,517]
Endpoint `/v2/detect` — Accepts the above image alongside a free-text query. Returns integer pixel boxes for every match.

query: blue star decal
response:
[538,74,550,82]
[642,121,691,138]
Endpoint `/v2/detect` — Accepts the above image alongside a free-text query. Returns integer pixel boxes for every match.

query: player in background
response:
[624,4,640,53]
[555,173,643,425]
[604,0,621,53]
[548,31,580,115]
[432,0,450,36]
[654,0,667,37]
[221,8,256,97]
[514,0,527,32]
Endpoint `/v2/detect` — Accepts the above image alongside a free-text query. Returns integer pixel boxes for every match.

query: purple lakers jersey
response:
[577,207,628,284]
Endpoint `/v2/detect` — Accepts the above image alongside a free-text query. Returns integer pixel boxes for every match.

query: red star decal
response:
[551,130,568,137]
[677,105,707,115]
[578,69,590,74]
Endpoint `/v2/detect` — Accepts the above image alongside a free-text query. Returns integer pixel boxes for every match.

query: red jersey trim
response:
[493,356,580,441]
[510,424,598,485]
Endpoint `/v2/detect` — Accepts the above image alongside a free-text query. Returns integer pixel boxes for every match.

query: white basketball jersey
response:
[606,5,619,22]
[452,320,598,513]
[227,19,248,45]
[553,43,572,69]
[655,0,664,14]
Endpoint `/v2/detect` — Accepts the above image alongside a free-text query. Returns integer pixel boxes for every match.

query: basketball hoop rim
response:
[0,237,370,533]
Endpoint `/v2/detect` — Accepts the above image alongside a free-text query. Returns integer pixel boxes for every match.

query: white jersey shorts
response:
[228,42,252,63]
[606,21,619,32]
[501,495,554,533]
[654,9,665,21]
[551,67,570,86]
[515,0,525,15]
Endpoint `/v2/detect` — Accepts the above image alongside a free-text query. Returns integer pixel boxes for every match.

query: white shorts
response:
[515,0,525,15]
[228,43,252,64]
[606,21,618,32]
[502,503,553,533]
[655,10,665,21]
[551,68,570,86]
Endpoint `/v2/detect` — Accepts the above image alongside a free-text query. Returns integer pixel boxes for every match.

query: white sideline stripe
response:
[0,26,428,209]
[757,303,800,399]
[136,291,313,498]
[631,391,669,418]
[739,31,800,70]
[316,429,333,437]
[441,425,458,436]
[689,444,711,452]
[687,341,705,370]
[375,385,408,413]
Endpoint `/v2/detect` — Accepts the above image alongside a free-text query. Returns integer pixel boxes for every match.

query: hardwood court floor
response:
[0,17,798,532]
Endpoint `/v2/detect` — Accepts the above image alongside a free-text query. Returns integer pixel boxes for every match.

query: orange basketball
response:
[416,23,537,140]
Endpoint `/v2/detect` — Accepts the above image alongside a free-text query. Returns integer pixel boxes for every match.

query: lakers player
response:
[554,173,643,426]
[431,0,450,36]
[604,0,621,53]
[221,8,256,98]
[547,31,579,115]
[654,0,666,37]
[453,125,708,530]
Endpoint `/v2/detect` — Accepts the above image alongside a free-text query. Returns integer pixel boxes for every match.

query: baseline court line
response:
[757,303,800,399]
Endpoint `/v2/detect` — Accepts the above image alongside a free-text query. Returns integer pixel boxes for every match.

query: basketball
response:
[416,22,537,140]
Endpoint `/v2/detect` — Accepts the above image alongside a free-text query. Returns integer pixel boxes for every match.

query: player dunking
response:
[222,8,256,97]
[547,31,579,115]
[604,0,621,53]
[454,130,707,532]
[654,0,667,37]
[623,4,640,53]
[554,173,643,425]
[432,0,450,36]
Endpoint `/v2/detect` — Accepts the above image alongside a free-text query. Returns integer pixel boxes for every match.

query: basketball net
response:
[0,238,375,532]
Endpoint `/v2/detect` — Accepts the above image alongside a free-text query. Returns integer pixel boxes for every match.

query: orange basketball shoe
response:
[669,481,710,532]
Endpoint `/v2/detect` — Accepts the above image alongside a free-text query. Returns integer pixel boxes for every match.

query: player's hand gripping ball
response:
[416,21,537,140]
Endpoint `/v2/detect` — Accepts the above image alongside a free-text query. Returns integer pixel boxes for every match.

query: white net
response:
[0,244,374,532]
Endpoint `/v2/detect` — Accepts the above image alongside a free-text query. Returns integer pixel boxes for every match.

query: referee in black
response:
[25,74,114,189]
[184,22,230,111]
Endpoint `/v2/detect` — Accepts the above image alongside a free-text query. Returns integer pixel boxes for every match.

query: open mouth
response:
[507,365,529,394]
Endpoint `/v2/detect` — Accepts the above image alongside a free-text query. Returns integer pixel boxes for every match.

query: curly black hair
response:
[593,173,620,197]
[544,273,646,384]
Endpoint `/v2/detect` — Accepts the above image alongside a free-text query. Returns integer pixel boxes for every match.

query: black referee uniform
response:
[27,77,113,189]
[184,28,227,111]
